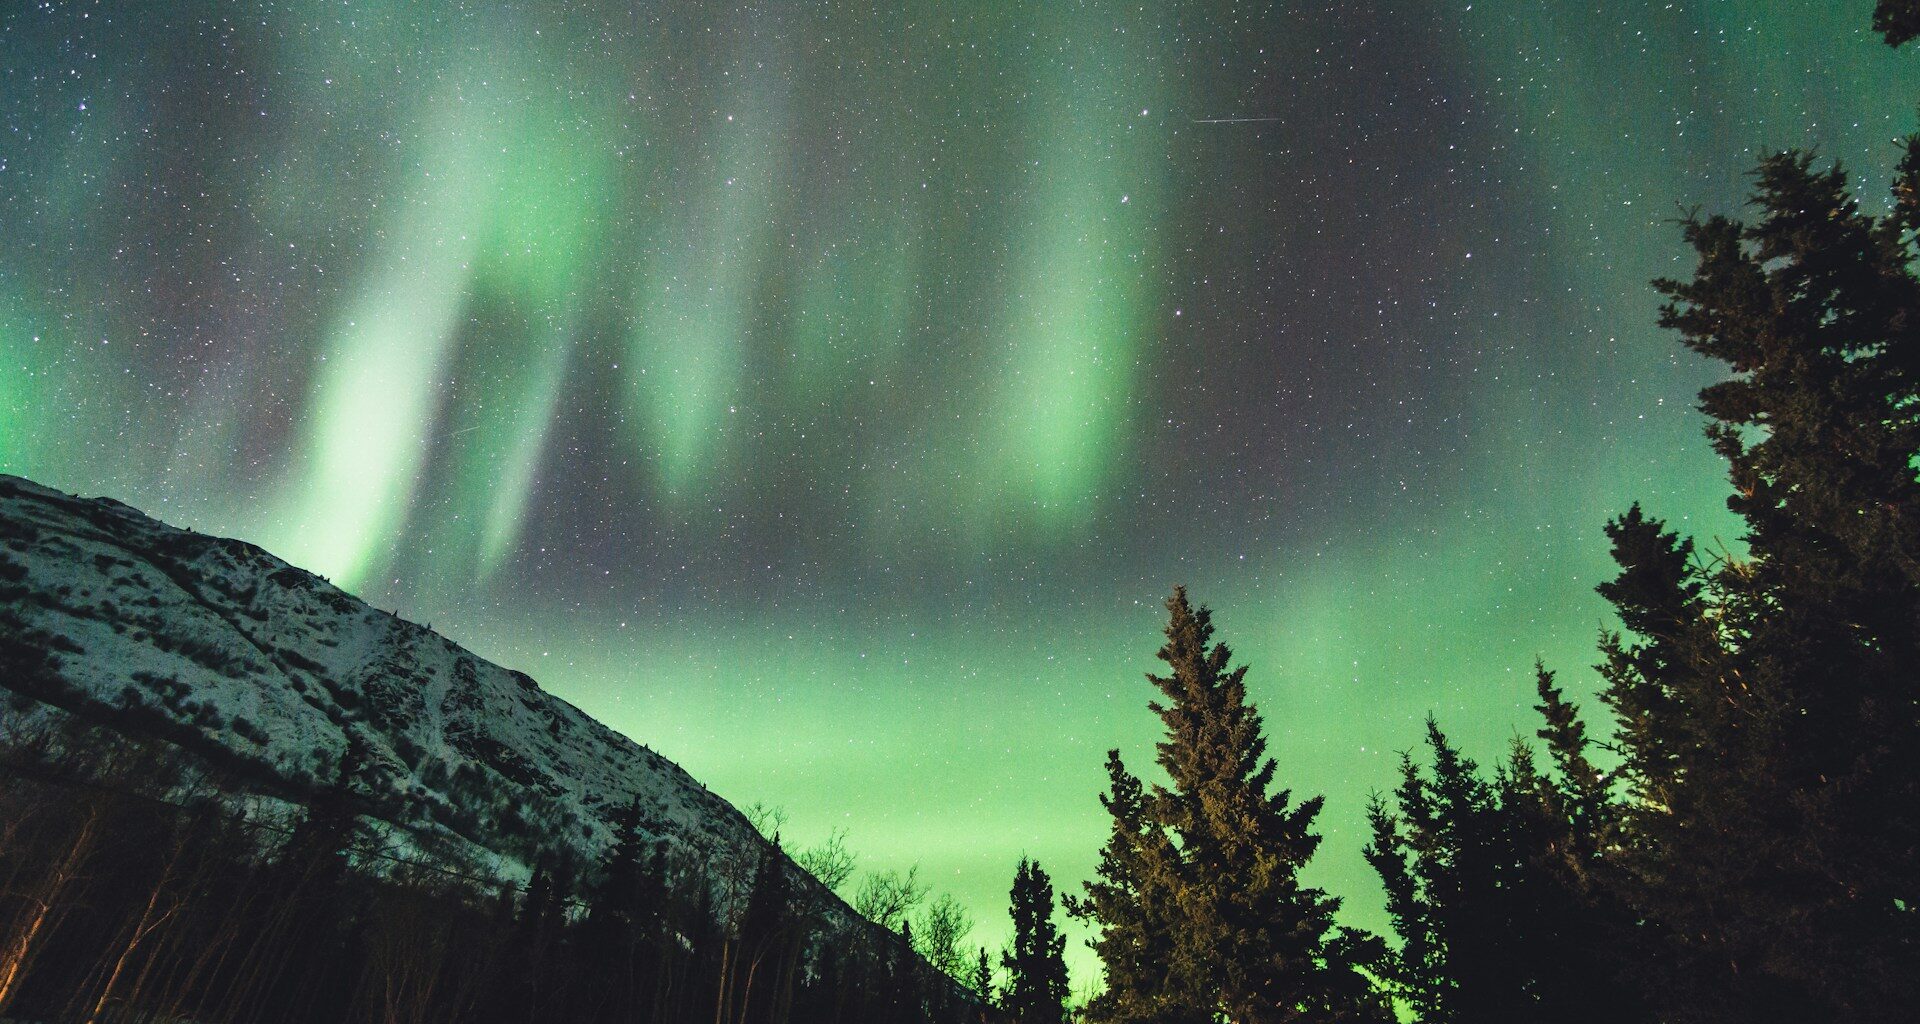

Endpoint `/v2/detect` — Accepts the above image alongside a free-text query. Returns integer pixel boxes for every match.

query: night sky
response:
[4,0,1916,988]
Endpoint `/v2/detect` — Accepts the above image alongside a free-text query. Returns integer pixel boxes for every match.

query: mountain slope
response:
[0,473,870,942]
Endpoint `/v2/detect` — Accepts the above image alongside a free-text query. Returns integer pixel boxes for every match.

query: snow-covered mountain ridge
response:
[0,473,858,932]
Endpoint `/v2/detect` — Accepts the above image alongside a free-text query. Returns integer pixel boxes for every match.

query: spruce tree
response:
[733,835,799,1024]
[1599,139,1920,1022]
[1528,664,1609,863]
[1001,858,1069,1024]
[1362,721,1515,1024]
[491,858,571,1024]
[1068,750,1188,1024]
[1876,0,1920,46]
[971,946,996,1006]
[1500,740,1651,1024]
[578,797,666,1021]
[888,919,920,1024]
[1365,719,1644,1024]
[281,738,367,892]
[585,797,667,936]
[259,739,367,1024]
[1078,588,1390,1024]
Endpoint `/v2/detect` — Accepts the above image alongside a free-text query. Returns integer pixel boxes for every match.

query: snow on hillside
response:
[0,473,867,937]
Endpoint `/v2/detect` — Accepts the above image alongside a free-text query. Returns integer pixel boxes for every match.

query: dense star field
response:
[3,0,1916,984]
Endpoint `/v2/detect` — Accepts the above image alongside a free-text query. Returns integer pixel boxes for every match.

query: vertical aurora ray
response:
[980,5,1167,529]
[266,36,620,588]
[625,66,788,502]
[626,241,750,502]
[262,102,489,590]
[457,80,616,579]
[0,294,50,475]
[12,0,1920,996]
[477,333,573,574]
[413,303,579,589]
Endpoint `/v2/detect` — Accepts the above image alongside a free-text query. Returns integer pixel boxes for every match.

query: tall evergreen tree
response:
[1364,719,1644,1024]
[280,738,368,893]
[732,834,800,1024]
[585,797,668,936]
[971,946,996,1006]
[579,797,667,1021]
[1593,137,1920,1022]
[489,857,572,1024]
[1077,588,1390,1024]
[1068,750,1187,1024]
[1876,0,1920,46]
[263,738,368,1024]
[1528,664,1609,865]
[1363,721,1512,1024]
[1001,858,1069,1024]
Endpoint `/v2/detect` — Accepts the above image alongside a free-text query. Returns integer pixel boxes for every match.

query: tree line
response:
[0,705,988,1024]
[1056,6,1920,1023]
[5,5,1919,1023]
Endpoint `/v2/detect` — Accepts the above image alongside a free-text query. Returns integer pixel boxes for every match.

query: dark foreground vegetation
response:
[0,705,983,1024]
[1057,6,1920,1024]
[5,4,1920,1024]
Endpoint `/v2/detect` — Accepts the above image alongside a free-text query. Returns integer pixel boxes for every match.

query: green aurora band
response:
[3,0,1917,988]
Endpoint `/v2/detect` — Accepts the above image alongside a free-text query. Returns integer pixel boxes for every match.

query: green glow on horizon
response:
[8,0,1918,999]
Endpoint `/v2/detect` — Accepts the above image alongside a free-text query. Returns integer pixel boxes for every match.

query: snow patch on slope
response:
[0,474,859,935]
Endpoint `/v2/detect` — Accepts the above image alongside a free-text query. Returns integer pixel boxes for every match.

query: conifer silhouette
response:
[1580,137,1920,1021]
[1076,588,1390,1024]
[1000,858,1068,1024]
[1876,0,1920,46]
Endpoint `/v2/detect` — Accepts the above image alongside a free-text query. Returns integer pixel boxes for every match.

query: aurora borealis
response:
[4,0,1918,987]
